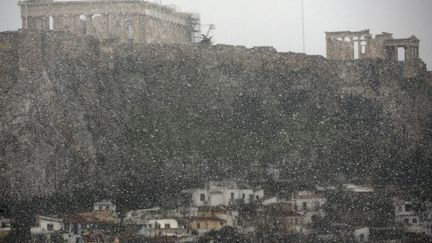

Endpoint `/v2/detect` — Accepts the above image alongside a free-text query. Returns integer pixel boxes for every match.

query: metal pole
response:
[301,0,306,53]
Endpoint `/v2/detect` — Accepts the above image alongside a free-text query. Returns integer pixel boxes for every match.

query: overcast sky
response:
[1,0,431,68]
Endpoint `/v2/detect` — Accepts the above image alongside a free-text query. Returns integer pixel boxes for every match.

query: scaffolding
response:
[189,13,201,44]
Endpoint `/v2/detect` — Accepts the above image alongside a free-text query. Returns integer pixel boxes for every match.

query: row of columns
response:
[23,12,190,44]
[351,36,369,59]
[386,45,419,62]
[24,13,126,39]
[405,46,420,60]
[326,35,370,60]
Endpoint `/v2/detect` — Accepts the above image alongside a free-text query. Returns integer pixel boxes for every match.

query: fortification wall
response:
[0,32,19,96]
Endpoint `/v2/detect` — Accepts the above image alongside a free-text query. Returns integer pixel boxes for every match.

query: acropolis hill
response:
[0,0,431,201]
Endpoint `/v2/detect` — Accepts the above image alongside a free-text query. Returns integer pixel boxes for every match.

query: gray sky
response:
[1,0,431,68]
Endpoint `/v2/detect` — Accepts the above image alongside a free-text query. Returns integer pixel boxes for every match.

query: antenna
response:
[301,0,306,53]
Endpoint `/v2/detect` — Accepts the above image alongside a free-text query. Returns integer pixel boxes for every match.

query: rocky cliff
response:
[0,30,431,205]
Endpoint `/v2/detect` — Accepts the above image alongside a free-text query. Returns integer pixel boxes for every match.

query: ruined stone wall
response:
[367,34,392,59]
[0,32,19,96]
[326,38,354,60]
[326,30,420,63]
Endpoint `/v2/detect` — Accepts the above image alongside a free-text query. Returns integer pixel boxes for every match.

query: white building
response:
[196,206,239,227]
[353,227,370,242]
[139,218,179,230]
[93,200,116,214]
[0,218,11,235]
[293,191,327,212]
[189,180,264,207]
[124,207,162,224]
[138,219,182,237]
[30,215,63,234]
[394,200,420,225]
[394,199,432,235]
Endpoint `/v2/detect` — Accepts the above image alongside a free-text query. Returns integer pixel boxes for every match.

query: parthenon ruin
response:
[326,29,420,62]
[18,0,200,44]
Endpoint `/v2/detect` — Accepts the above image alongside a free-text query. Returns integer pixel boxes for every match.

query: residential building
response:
[93,200,117,214]
[188,180,264,207]
[197,206,239,227]
[314,224,369,242]
[138,218,183,237]
[394,199,432,236]
[30,215,63,234]
[124,207,162,224]
[292,191,327,223]
[187,216,227,234]
[0,218,11,238]
[353,227,370,242]
[255,203,310,236]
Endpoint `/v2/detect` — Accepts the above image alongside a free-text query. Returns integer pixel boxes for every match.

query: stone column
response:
[79,15,87,36]
[86,14,93,35]
[407,46,413,61]
[405,47,410,61]
[105,13,111,34]
[22,17,27,29]
[357,37,361,59]
[42,16,49,30]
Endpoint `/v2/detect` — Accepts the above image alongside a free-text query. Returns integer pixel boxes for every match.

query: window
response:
[405,204,413,211]
[360,234,365,242]
[242,193,245,199]
[47,224,54,231]
[148,224,153,228]
[165,224,170,229]
[303,202,308,210]
[256,195,260,200]
[231,192,235,200]
[404,218,409,224]
[200,193,205,201]
[196,223,200,229]
[412,218,418,224]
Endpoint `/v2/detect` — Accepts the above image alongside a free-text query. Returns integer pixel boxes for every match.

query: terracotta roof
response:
[64,211,118,224]
[197,206,235,213]
[187,217,226,222]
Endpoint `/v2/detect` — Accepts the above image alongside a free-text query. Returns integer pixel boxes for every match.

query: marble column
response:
[86,14,93,35]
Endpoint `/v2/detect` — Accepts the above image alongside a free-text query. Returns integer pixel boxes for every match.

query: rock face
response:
[0,30,431,201]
